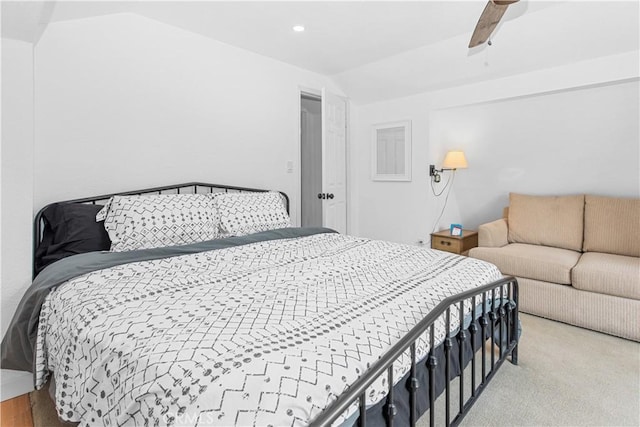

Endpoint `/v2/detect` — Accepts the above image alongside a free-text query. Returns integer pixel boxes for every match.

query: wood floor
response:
[0,394,33,427]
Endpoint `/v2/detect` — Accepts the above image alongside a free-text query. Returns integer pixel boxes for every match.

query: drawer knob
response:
[440,240,451,246]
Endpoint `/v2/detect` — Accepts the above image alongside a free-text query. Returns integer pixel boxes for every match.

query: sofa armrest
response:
[478,219,509,248]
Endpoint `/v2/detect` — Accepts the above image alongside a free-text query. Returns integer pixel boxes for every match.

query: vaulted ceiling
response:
[3,1,639,103]
[45,1,565,75]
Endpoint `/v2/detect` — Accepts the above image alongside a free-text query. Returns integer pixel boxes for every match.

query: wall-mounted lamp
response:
[429,150,468,183]
[429,150,469,233]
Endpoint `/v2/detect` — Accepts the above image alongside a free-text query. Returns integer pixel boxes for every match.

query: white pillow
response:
[213,191,290,236]
[96,194,220,252]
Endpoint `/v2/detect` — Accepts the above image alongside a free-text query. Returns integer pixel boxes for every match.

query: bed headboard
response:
[33,182,289,277]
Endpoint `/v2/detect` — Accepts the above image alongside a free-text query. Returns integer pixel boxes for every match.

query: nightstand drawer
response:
[430,229,478,256]
[431,237,463,253]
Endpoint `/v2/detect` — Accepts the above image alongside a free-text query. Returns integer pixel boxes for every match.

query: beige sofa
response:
[470,193,640,341]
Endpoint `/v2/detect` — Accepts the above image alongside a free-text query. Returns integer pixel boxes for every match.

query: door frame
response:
[297,86,349,233]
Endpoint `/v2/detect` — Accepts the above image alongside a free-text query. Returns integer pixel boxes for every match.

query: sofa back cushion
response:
[583,195,639,257]
[508,193,585,252]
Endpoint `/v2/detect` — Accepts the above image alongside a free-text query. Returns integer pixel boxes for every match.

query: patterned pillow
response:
[96,194,220,252]
[213,191,290,236]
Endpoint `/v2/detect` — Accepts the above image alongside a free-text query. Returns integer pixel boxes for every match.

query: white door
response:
[321,88,347,234]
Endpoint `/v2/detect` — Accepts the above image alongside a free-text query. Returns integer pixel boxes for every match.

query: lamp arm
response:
[429,165,459,175]
[429,165,459,184]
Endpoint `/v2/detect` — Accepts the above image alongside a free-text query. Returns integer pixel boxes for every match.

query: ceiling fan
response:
[469,0,519,48]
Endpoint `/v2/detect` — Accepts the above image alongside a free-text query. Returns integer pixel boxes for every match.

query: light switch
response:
[286,161,294,173]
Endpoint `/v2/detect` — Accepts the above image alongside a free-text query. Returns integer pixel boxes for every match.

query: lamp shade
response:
[442,150,468,169]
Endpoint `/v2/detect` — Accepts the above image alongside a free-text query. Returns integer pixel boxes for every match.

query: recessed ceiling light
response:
[293,25,305,32]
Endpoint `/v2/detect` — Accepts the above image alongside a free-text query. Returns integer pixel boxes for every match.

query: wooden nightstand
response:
[430,229,478,256]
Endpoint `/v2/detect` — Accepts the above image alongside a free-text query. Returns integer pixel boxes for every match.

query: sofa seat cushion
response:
[572,252,640,300]
[469,243,581,284]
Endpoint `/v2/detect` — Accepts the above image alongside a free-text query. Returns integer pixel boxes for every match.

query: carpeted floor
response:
[452,314,640,427]
[30,313,640,426]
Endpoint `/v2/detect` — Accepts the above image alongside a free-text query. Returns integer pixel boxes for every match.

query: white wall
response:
[431,79,639,228]
[350,54,640,244]
[34,13,343,224]
[1,37,35,399]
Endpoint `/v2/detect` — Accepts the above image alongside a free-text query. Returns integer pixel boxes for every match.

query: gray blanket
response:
[0,227,335,375]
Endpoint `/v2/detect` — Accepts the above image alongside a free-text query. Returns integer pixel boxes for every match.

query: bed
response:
[1,182,519,427]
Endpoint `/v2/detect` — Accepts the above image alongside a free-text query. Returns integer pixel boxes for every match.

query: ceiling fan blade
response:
[492,0,519,5]
[468,1,510,48]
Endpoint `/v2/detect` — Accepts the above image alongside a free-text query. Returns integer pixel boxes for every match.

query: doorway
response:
[299,88,347,233]
[300,93,323,228]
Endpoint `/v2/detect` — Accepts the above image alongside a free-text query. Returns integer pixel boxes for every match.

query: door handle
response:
[317,193,334,200]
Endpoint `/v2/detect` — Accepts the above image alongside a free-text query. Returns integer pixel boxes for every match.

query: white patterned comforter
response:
[35,232,502,426]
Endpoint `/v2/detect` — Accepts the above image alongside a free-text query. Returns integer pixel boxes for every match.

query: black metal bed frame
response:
[33,182,289,278]
[32,182,518,426]
[312,276,519,427]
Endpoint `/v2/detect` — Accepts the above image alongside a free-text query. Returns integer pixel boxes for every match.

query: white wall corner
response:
[1,35,36,406]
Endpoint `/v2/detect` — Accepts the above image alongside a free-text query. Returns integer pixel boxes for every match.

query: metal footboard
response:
[311,276,519,427]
